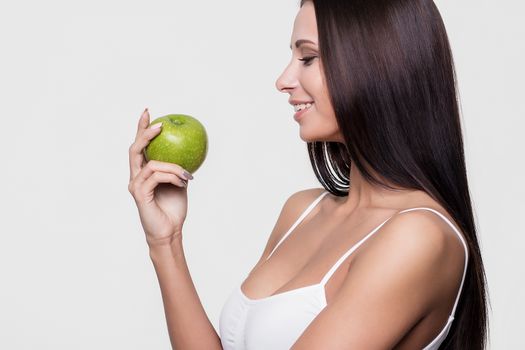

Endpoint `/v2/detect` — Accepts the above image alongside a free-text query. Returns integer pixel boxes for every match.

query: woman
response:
[128,0,488,349]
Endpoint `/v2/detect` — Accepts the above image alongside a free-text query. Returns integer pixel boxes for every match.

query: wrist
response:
[146,230,182,248]
[148,232,184,263]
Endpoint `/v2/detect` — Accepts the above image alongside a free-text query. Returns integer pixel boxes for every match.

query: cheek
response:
[316,103,340,136]
[309,71,332,112]
[317,98,336,123]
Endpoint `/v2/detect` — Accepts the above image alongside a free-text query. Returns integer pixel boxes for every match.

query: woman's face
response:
[275,1,344,144]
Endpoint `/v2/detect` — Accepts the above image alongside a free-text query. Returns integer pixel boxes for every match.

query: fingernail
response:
[181,179,187,187]
[150,122,162,130]
[182,170,194,180]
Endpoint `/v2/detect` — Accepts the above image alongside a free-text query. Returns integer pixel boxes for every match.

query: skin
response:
[127,2,467,349]
[237,2,468,348]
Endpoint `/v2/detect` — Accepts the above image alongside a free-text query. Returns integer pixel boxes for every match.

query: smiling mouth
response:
[294,103,314,121]
[293,102,314,112]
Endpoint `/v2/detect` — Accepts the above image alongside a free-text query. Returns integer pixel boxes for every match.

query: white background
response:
[0,0,523,349]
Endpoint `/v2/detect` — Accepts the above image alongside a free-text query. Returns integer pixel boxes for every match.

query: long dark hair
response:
[301,0,489,348]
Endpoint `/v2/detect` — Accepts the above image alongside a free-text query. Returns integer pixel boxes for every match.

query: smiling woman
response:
[128,0,489,349]
[219,0,489,349]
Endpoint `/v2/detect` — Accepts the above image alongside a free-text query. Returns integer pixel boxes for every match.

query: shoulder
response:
[348,207,467,311]
[360,208,467,276]
[378,208,459,254]
[381,208,467,266]
[255,188,326,265]
[270,187,326,247]
[283,187,327,214]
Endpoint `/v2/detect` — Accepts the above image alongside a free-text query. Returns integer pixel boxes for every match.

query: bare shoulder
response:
[350,208,467,307]
[254,188,326,267]
[282,187,327,219]
[388,208,468,262]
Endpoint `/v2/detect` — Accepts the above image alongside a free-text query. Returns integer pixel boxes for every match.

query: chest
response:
[241,208,397,304]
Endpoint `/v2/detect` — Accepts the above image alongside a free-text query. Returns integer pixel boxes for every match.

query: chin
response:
[302,137,345,146]
[299,133,328,143]
[299,129,315,143]
[298,124,342,143]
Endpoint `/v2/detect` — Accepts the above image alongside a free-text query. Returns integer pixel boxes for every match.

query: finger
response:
[142,171,188,195]
[137,108,150,134]
[135,159,193,186]
[129,124,163,180]
[134,123,163,158]
[130,170,187,205]
[129,108,150,181]
[133,108,152,147]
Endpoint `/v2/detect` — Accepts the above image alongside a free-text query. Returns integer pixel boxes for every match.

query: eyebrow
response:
[289,39,317,50]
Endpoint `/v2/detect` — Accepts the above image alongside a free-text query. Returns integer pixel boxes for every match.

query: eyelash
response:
[299,56,317,66]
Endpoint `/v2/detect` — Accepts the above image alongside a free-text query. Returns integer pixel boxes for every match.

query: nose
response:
[275,63,297,94]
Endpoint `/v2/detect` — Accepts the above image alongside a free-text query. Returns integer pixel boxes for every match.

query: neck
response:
[336,162,419,214]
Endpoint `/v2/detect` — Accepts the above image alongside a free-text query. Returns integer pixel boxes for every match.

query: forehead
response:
[290,2,318,47]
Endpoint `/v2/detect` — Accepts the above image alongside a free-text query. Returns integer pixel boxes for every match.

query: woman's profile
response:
[128,0,489,349]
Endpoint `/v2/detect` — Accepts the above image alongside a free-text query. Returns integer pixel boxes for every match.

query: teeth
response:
[294,102,313,112]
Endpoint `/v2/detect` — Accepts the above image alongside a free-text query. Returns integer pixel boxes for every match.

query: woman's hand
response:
[128,109,194,246]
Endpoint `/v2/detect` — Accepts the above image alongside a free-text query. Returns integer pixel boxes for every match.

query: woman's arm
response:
[149,236,222,350]
[128,109,220,349]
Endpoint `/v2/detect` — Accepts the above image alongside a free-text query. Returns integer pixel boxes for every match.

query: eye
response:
[298,56,317,66]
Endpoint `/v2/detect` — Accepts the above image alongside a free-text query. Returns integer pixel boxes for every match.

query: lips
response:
[289,99,314,106]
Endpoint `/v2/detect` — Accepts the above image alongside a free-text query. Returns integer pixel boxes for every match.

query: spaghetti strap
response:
[319,214,396,286]
[320,206,469,317]
[266,190,330,261]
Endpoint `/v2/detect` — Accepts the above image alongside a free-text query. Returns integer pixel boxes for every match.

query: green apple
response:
[144,114,208,174]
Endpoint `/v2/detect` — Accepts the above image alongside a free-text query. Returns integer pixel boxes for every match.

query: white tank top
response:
[219,190,469,349]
